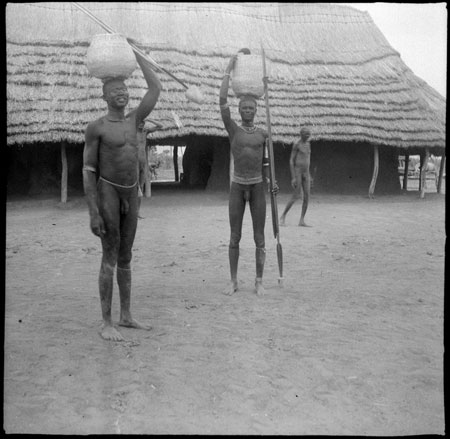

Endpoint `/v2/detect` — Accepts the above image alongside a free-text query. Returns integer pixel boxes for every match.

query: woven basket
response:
[231,53,264,99]
[86,34,137,80]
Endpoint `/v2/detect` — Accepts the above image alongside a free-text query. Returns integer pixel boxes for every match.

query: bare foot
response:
[101,324,125,341]
[280,216,286,226]
[119,317,152,331]
[255,281,266,296]
[299,220,311,227]
[222,281,238,296]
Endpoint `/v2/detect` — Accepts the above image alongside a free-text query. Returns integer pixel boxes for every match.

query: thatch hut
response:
[6,2,446,199]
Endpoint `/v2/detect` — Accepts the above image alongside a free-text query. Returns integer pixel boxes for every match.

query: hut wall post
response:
[437,153,445,194]
[403,153,410,190]
[418,152,424,192]
[368,145,379,198]
[173,146,179,182]
[420,148,430,199]
[61,141,68,203]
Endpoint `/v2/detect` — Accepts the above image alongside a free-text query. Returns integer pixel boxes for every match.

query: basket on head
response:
[86,34,137,80]
[231,52,264,99]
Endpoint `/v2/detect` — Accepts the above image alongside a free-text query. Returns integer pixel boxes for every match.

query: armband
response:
[83,165,97,173]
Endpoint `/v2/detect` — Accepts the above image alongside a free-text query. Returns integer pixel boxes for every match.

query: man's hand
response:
[272,181,280,195]
[267,178,279,195]
[291,178,297,189]
[238,48,251,55]
[90,214,106,238]
[126,37,142,48]
[226,54,238,73]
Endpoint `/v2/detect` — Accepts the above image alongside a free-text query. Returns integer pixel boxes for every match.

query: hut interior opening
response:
[6,138,428,199]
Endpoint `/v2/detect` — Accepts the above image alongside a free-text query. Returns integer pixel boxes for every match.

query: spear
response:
[261,45,283,287]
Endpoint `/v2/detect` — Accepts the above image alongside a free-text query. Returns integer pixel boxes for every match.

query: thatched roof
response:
[6,2,446,150]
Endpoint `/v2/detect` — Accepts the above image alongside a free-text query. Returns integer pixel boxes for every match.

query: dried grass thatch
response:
[6,2,446,150]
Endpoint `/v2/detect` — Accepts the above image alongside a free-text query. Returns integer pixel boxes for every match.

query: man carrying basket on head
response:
[82,40,162,341]
[219,50,278,297]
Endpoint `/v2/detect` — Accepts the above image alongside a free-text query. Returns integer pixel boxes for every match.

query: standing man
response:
[280,127,312,227]
[83,45,162,341]
[219,52,277,296]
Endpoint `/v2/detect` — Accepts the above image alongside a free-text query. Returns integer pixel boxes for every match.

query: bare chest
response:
[100,119,139,149]
[295,141,310,156]
[231,129,265,158]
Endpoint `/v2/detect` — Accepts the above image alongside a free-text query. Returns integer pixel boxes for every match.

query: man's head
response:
[238,95,257,123]
[300,126,311,140]
[102,77,129,109]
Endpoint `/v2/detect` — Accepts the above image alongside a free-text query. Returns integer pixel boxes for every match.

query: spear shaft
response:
[261,46,283,286]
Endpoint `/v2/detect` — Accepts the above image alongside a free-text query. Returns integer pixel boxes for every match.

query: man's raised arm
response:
[219,54,237,132]
[131,46,163,126]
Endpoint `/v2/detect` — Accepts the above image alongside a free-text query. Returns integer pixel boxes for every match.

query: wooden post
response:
[61,141,68,203]
[403,153,410,190]
[418,152,424,192]
[368,145,379,198]
[437,153,445,194]
[173,145,179,182]
[420,148,429,199]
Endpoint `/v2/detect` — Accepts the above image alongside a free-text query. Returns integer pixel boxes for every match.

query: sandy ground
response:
[4,188,445,435]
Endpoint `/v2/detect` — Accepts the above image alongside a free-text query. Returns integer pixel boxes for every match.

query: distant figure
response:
[145,120,163,183]
[280,127,312,227]
[82,43,162,341]
[147,145,160,181]
[137,120,162,219]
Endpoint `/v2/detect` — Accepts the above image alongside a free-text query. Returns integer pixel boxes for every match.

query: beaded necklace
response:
[106,116,126,122]
[240,124,257,133]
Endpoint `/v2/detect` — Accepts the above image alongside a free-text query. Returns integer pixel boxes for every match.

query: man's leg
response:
[254,247,266,295]
[98,254,122,340]
[250,182,266,295]
[280,177,301,225]
[97,180,124,341]
[117,187,151,330]
[299,174,311,227]
[224,183,245,295]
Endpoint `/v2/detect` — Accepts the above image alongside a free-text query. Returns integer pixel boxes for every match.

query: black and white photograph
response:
[5,2,446,435]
